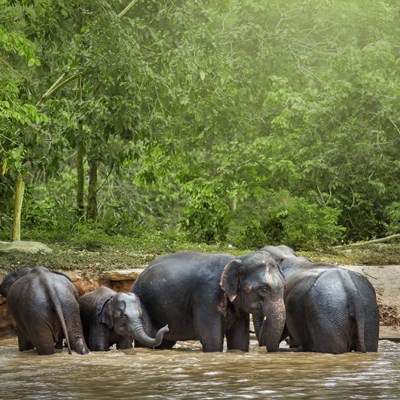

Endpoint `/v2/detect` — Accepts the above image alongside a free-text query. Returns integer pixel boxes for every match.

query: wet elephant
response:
[131,251,286,352]
[0,266,89,355]
[79,286,169,351]
[261,245,379,353]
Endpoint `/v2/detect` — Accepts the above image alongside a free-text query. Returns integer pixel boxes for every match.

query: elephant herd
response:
[0,245,380,356]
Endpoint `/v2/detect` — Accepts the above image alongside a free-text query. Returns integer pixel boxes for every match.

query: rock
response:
[0,241,52,254]
[102,269,142,281]
[102,269,142,292]
[63,271,105,296]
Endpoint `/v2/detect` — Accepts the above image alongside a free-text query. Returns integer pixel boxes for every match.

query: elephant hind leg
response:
[29,323,57,355]
[17,331,34,352]
[72,337,89,354]
[36,343,56,355]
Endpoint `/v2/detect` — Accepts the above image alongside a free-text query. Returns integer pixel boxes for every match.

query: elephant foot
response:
[73,338,90,355]
[155,339,176,349]
[289,345,304,352]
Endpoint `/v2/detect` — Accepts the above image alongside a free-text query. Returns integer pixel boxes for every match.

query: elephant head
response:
[99,291,169,348]
[0,267,33,297]
[261,245,316,277]
[0,267,73,298]
[220,251,286,352]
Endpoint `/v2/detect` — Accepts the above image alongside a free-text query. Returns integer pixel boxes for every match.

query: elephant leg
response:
[55,337,64,352]
[64,301,89,354]
[226,315,249,351]
[193,307,224,352]
[37,343,56,355]
[116,337,133,350]
[72,337,89,354]
[17,320,54,354]
[364,308,379,352]
[17,330,34,352]
[156,339,176,349]
[89,330,110,351]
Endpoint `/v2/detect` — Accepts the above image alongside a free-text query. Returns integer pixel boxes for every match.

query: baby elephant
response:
[0,266,89,355]
[79,286,169,351]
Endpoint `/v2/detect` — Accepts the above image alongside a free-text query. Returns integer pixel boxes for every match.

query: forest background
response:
[2,0,400,269]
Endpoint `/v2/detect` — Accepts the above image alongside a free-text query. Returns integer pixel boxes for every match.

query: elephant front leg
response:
[88,330,110,351]
[116,337,133,350]
[226,314,250,351]
[194,308,224,352]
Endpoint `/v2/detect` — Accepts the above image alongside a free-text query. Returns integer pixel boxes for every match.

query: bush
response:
[230,191,345,250]
[180,179,231,244]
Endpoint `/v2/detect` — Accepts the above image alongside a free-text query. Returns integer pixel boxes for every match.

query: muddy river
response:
[0,337,399,399]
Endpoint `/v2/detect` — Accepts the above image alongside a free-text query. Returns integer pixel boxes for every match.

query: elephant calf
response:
[0,266,89,355]
[261,245,380,354]
[78,286,169,351]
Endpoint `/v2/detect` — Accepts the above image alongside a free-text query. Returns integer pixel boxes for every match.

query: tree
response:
[0,2,45,240]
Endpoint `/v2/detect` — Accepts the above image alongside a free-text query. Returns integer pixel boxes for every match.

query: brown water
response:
[0,337,399,399]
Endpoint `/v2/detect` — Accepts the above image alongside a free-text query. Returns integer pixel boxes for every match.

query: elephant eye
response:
[257,286,270,295]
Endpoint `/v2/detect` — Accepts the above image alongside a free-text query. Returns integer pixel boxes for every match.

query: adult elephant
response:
[79,286,169,351]
[0,266,89,355]
[131,251,286,352]
[260,245,379,354]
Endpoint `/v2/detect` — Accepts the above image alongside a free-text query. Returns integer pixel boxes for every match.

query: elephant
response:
[260,245,380,353]
[131,251,286,352]
[78,286,169,351]
[0,266,89,355]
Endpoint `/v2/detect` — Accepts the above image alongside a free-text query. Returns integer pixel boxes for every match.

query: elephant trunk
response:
[252,314,264,344]
[131,322,169,348]
[259,298,286,352]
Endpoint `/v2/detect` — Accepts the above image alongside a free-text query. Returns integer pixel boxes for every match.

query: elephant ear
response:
[220,259,242,302]
[98,296,114,329]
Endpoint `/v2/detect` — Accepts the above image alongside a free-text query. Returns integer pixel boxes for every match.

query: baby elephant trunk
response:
[132,323,169,348]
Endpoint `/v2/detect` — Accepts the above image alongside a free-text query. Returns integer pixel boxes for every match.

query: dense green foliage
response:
[1,0,400,250]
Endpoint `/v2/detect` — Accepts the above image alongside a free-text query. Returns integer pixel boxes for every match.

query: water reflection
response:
[0,337,399,399]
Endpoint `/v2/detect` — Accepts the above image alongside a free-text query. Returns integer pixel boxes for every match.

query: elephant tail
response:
[342,270,366,352]
[45,279,73,355]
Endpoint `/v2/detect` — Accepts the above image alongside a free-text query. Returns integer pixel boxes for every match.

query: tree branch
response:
[334,234,400,248]
[118,0,138,17]
[36,0,139,105]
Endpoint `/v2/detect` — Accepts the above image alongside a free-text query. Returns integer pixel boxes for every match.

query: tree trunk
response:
[87,158,98,221]
[76,140,85,218]
[12,171,25,241]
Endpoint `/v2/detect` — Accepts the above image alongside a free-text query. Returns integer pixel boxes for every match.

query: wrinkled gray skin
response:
[0,266,89,355]
[79,286,169,351]
[132,251,286,352]
[260,245,379,354]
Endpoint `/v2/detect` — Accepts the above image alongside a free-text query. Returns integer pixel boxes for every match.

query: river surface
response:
[0,337,399,399]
